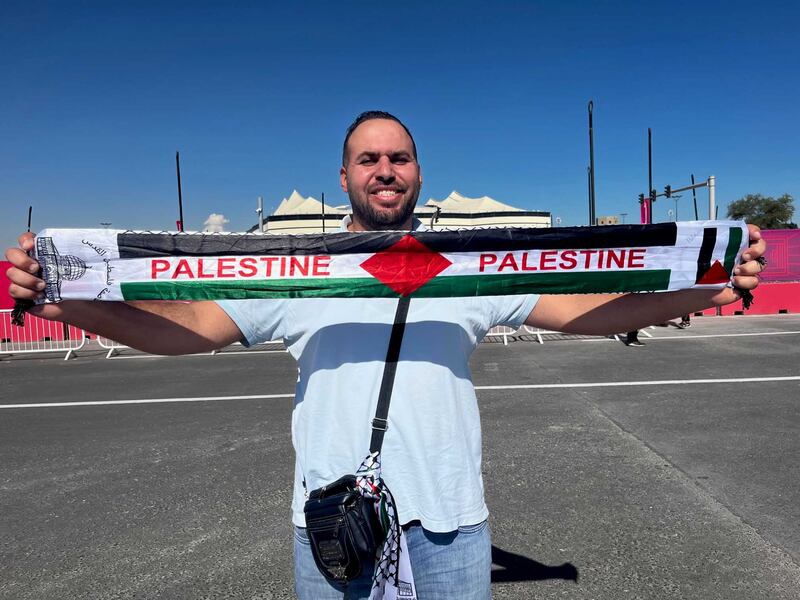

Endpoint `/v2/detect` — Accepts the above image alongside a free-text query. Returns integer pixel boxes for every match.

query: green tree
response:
[726,193,796,229]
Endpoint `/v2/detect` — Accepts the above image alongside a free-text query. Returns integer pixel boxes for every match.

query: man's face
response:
[340,119,422,231]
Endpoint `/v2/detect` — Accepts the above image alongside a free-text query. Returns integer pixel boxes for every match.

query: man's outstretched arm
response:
[526,224,767,335]
[5,232,244,355]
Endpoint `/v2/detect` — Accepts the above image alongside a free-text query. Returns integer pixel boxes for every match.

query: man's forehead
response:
[347,119,414,154]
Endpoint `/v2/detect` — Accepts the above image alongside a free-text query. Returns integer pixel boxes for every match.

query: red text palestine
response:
[479,249,646,272]
[150,256,332,279]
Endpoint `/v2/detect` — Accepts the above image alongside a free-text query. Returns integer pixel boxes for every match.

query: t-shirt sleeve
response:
[215,299,289,347]
[490,294,540,329]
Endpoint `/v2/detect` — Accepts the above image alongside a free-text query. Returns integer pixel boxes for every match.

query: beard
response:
[349,188,419,231]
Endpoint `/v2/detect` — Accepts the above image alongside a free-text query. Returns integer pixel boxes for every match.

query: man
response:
[5,111,766,599]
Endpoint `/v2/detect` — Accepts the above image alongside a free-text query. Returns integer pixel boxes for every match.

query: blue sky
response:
[1,1,798,248]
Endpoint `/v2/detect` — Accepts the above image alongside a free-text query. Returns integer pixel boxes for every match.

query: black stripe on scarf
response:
[695,227,717,283]
[116,223,678,258]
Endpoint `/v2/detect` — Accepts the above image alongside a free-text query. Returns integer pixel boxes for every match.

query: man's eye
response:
[359,158,376,165]
[393,158,408,164]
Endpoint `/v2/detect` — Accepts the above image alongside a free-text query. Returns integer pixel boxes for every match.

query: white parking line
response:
[0,393,295,409]
[475,376,800,390]
[3,376,799,409]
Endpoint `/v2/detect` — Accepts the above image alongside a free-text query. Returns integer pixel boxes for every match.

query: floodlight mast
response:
[587,101,596,226]
[175,151,185,232]
[647,128,654,225]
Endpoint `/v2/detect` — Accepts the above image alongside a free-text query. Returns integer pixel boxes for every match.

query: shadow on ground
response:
[491,546,579,583]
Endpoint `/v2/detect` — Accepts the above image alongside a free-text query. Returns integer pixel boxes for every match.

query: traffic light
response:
[664,185,672,198]
[639,193,645,204]
[649,189,657,202]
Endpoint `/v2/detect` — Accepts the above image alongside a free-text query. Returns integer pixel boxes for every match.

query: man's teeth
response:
[375,190,399,198]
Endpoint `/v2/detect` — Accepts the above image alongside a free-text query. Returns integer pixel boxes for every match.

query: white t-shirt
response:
[216,220,539,531]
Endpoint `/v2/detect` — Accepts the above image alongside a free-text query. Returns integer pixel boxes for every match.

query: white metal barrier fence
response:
[484,325,516,345]
[486,324,657,345]
[0,309,86,360]
[96,336,287,358]
[97,336,133,359]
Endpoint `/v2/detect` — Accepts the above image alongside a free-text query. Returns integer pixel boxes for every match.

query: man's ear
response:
[418,165,423,188]
[340,166,348,193]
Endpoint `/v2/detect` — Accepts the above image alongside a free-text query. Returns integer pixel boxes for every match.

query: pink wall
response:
[761,229,800,283]
[1,261,13,309]
[720,282,800,315]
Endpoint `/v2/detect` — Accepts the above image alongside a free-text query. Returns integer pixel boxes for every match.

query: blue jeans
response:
[294,520,492,599]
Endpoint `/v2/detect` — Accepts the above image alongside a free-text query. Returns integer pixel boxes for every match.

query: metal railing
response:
[96,336,287,358]
[96,336,132,359]
[484,325,516,345]
[0,309,86,360]
[488,324,658,346]
[521,325,550,344]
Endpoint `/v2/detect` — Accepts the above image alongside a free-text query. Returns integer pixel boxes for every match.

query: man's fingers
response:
[4,247,40,274]
[8,282,44,301]
[17,231,35,251]
[742,237,767,261]
[742,224,766,261]
[6,265,45,290]
[734,260,764,277]
[731,275,760,291]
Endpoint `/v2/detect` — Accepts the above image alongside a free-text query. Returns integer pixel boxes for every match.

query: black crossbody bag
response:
[303,296,411,585]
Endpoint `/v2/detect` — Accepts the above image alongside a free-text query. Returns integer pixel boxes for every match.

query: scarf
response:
[29,221,747,303]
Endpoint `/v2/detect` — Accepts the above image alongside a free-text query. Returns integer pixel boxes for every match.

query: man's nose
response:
[375,156,394,180]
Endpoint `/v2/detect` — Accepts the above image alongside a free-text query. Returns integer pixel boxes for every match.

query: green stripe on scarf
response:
[121,270,672,300]
[723,226,743,275]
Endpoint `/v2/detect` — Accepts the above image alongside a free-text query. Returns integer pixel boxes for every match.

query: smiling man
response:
[4,111,766,600]
[340,112,422,231]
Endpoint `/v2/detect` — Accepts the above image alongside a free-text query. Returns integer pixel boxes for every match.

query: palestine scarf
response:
[28,220,748,303]
[356,451,416,600]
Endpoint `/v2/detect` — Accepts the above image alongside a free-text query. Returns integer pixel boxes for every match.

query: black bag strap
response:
[369,295,411,453]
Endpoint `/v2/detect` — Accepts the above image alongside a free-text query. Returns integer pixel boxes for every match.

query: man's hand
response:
[5,231,244,354]
[709,224,767,307]
[4,232,67,321]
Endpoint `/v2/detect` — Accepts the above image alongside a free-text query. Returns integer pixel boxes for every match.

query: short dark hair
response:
[342,110,418,165]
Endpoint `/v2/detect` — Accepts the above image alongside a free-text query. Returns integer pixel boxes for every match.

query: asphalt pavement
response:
[1,314,799,599]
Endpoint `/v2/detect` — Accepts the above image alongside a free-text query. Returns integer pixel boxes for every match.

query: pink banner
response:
[760,229,800,282]
[1,261,13,309]
[640,200,651,224]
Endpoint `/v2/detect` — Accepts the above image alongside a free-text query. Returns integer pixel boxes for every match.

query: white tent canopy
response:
[274,190,346,216]
[263,189,549,233]
[424,191,523,213]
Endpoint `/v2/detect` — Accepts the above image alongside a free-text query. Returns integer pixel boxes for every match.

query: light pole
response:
[620,212,628,224]
[100,222,112,229]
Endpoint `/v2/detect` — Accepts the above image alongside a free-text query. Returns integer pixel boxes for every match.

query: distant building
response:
[596,215,619,226]
[252,190,347,233]
[419,191,550,230]
[254,190,550,233]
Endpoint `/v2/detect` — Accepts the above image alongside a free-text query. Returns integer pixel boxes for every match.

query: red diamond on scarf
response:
[697,260,730,284]
[360,235,452,296]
